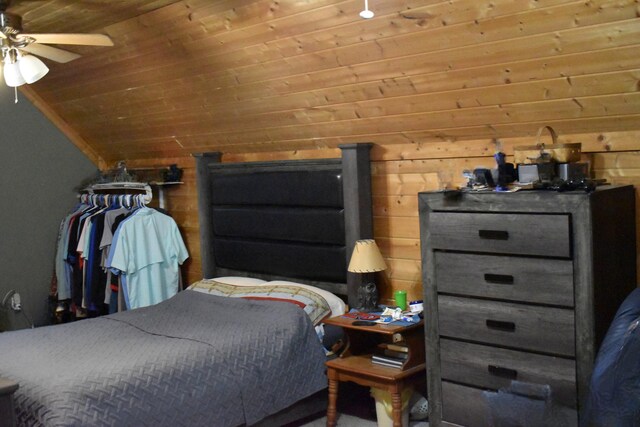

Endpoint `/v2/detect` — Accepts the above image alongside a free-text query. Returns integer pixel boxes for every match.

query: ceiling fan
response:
[0,0,113,87]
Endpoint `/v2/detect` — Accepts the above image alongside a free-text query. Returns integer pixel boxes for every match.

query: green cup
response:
[394,290,407,311]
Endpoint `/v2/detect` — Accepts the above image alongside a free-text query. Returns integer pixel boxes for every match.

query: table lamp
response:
[348,239,387,312]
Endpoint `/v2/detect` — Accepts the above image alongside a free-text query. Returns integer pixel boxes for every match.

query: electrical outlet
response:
[10,292,21,312]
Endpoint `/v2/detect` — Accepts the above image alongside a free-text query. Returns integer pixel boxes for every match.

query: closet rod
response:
[83,182,153,204]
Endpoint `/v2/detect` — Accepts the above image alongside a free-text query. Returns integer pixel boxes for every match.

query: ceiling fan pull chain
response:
[13,86,18,103]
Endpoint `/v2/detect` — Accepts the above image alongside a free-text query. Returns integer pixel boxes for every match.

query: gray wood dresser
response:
[418,186,637,426]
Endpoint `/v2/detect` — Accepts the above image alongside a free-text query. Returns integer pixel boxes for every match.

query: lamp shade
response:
[18,54,49,84]
[347,239,387,273]
[3,58,25,87]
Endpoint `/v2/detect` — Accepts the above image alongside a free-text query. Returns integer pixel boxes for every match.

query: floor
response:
[300,413,429,426]
[295,383,429,427]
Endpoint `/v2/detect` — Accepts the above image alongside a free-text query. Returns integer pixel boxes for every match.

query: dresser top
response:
[419,185,634,213]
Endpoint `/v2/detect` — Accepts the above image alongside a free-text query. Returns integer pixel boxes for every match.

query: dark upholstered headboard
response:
[193,144,373,307]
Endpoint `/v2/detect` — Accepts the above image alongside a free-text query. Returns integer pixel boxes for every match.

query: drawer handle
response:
[478,229,509,240]
[486,319,516,332]
[488,365,518,380]
[484,273,514,285]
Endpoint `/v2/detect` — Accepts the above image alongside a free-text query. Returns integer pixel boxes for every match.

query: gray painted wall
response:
[0,85,97,330]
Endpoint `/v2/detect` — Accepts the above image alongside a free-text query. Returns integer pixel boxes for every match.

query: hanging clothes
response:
[77,198,111,313]
[52,187,188,320]
[54,202,85,301]
[107,207,189,310]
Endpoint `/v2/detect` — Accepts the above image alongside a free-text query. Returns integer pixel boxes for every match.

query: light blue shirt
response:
[109,208,188,309]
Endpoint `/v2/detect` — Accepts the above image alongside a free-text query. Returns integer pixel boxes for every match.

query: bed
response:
[0,143,374,426]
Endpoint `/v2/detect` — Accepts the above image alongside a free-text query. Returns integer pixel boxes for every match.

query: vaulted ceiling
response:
[9,0,640,169]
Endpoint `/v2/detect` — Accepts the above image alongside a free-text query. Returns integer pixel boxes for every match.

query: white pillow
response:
[208,276,267,286]
[264,280,346,317]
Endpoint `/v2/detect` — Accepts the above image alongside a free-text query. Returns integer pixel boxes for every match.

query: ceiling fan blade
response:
[21,43,81,63]
[20,33,113,46]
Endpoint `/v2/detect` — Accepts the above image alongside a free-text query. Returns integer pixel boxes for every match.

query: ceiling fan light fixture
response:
[3,56,25,87]
[18,53,48,83]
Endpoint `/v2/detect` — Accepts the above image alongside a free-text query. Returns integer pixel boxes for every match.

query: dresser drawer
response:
[442,381,578,427]
[428,212,571,258]
[438,295,575,356]
[435,252,574,307]
[440,339,577,409]
[442,381,492,427]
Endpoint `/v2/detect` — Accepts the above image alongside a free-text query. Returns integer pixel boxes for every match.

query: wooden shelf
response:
[323,315,423,335]
[326,354,425,381]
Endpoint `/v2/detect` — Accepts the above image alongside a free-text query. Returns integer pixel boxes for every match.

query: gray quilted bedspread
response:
[0,290,328,426]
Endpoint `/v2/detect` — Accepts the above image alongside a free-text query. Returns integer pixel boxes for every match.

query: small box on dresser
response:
[418,186,637,427]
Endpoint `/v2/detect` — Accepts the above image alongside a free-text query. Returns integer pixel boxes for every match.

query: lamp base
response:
[357,282,379,313]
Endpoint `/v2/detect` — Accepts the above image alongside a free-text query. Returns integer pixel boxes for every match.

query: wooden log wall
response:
[20,0,639,304]
[128,130,640,304]
[23,0,640,164]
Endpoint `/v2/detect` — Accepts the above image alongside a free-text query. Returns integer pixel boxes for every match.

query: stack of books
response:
[371,343,408,369]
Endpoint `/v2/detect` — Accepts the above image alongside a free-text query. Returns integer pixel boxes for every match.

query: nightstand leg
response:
[391,391,402,427]
[327,377,339,427]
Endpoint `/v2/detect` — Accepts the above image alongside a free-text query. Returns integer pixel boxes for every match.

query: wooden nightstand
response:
[324,315,426,427]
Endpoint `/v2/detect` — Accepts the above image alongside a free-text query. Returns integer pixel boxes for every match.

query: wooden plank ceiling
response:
[10,0,640,168]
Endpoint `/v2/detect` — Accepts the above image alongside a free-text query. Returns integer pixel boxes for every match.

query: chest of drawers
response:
[418,186,636,426]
